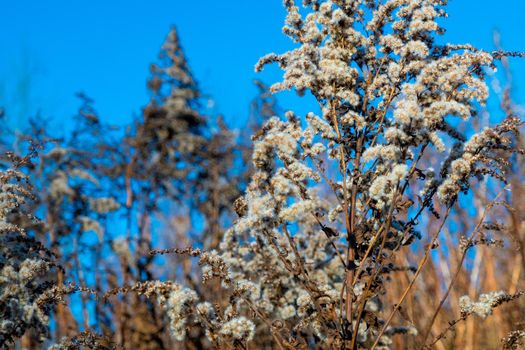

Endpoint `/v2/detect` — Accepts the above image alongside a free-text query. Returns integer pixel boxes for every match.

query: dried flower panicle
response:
[459,291,523,319]
[243,0,522,347]
[0,157,57,344]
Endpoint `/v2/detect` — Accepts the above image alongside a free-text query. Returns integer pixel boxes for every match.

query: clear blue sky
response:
[1,0,524,130]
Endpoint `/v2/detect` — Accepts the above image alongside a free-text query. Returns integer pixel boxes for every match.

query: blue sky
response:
[1,0,524,130]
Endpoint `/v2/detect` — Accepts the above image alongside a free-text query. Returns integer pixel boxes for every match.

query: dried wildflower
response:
[459,291,521,318]
[502,330,525,350]
[251,0,522,347]
[219,316,256,342]
[47,331,116,350]
[0,161,57,345]
[131,281,198,341]
[0,1,522,349]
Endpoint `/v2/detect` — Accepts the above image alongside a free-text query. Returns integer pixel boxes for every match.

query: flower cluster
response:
[459,291,521,319]
[0,160,57,344]
[239,0,522,347]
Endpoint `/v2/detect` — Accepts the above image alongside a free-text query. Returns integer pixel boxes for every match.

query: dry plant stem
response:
[242,297,286,350]
[311,157,345,209]
[309,147,351,331]
[352,146,426,349]
[371,206,453,350]
[325,95,354,333]
[328,97,354,325]
[423,314,468,349]
[282,225,312,277]
[346,133,363,328]
[46,209,70,339]
[421,188,507,346]
[265,228,328,321]
[509,254,522,294]
[507,181,525,270]
[368,88,397,150]
[313,213,347,268]
[289,162,347,268]
[351,225,385,285]
[352,145,426,286]
[351,188,399,350]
